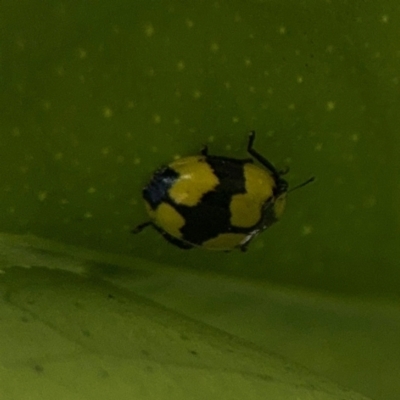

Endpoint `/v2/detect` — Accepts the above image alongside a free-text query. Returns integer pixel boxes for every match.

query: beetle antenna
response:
[288,176,315,193]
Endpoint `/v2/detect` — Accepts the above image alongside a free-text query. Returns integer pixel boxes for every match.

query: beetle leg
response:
[247,131,281,181]
[239,243,249,252]
[158,229,194,249]
[131,221,152,234]
[200,144,208,156]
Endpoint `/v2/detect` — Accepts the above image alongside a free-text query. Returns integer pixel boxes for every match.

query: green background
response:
[1,0,399,296]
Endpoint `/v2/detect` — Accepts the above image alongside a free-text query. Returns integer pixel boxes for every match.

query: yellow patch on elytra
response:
[202,233,249,250]
[230,193,262,227]
[168,156,219,206]
[151,203,185,239]
[230,163,275,227]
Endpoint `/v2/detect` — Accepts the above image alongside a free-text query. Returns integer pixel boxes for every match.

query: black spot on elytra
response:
[175,156,249,245]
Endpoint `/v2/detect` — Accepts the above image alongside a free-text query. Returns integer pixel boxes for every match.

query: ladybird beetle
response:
[133,131,313,251]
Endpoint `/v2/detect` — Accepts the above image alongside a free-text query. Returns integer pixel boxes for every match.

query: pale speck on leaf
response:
[381,14,389,23]
[144,23,155,37]
[103,107,113,118]
[350,133,359,142]
[326,101,336,111]
[177,60,185,71]
[153,114,161,124]
[133,157,141,165]
[278,26,286,35]
[302,225,313,236]
[244,58,252,67]
[78,48,87,59]
[288,103,296,110]
[210,42,219,53]
[84,212,93,219]
[315,143,323,151]
[185,19,194,28]
[296,75,304,83]
[193,90,202,99]
[87,187,96,194]
[101,147,110,156]
[38,191,48,202]
[54,152,63,160]
[232,116,239,123]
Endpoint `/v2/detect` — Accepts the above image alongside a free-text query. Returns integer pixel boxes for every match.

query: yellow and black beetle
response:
[133,131,313,251]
